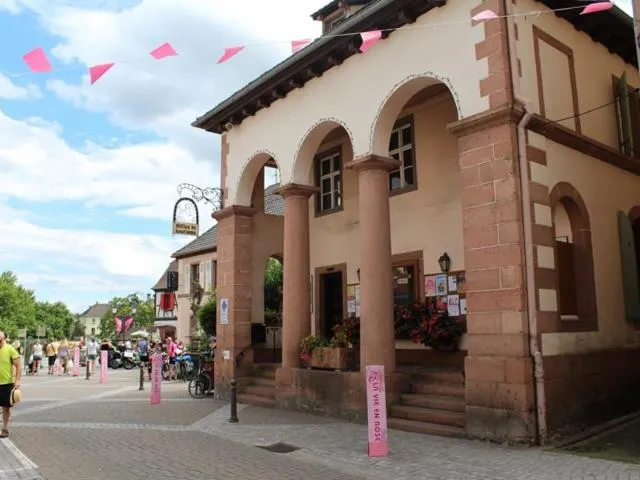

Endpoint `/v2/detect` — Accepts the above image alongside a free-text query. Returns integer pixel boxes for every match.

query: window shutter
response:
[184,263,191,294]
[617,72,634,156]
[617,211,640,322]
[205,260,212,290]
[199,261,205,287]
[212,261,218,290]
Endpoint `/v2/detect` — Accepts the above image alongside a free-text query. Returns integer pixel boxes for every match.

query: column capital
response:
[345,154,399,172]
[212,205,257,221]
[447,103,525,137]
[273,183,318,198]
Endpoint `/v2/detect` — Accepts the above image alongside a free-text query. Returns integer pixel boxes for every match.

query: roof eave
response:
[171,246,218,259]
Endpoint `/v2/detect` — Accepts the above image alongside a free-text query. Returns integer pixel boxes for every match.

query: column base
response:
[465,405,537,444]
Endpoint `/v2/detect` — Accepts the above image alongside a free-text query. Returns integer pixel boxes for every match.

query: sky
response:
[0,0,636,314]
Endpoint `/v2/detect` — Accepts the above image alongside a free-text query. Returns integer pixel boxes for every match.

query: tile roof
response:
[79,303,111,318]
[152,260,178,291]
[172,184,283,258]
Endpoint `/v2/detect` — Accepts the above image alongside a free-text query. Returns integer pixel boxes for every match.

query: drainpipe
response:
[503,0,548,445]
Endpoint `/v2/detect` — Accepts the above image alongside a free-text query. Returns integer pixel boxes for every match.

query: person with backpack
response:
[137,337,150,381]
[0,330,21,438]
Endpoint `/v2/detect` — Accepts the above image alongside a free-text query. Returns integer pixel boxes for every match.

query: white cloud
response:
[0,73,41,100]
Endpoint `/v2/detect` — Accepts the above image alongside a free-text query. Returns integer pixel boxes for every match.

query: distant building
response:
[151,260,178,340]
[78,302,110,337]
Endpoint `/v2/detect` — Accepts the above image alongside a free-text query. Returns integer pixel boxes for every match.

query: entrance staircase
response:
[388,367,466,438]
[236,363,278,408]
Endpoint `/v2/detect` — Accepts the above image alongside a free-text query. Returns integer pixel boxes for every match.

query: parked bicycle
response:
[188,353,214,399]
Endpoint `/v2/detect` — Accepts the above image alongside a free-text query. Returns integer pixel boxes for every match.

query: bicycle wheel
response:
[188,373,211,399]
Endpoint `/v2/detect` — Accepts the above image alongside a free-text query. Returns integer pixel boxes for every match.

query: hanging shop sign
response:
[172,197,199,236]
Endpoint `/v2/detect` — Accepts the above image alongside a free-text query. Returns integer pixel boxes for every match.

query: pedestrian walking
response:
[45,339,57,375]
[86,337,98,374]
[31,340,43,375]
[0,331,21,438]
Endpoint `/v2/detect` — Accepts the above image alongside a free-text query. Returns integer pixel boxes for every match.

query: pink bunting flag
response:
[124,316,133,332]
[472,9,499,21]
[150,42,177,60]
[291,39,312,54]
[360,30,382,54]
[217,46,244,64]
[580,2,614,14]
[89,63,115,85]
[114,316,122,334]
[22,47,52,73]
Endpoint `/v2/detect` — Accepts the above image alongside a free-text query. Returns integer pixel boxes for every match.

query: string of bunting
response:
[8,1,617,85]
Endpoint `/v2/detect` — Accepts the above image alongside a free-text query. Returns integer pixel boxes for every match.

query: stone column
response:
[448,106,537,443]
[346,155,399,374]
[276,183,317,368]
[211,205,256,397]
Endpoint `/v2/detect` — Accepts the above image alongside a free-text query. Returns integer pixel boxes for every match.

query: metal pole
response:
[85,354,90,380]
[228,379,238,423]
[139,360,144,391]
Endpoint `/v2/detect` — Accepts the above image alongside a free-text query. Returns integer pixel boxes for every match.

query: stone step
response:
[254,365,278,379]
[399,393,465,413]
[414,382,465,398]
[242,385,276,398]
[388,417,466,438]
[251,376,276,387]
[412,370,464,385]
[389,405,465,428]
[237,394,275,408]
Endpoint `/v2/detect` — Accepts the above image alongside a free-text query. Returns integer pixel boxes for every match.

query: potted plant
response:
[299,335,327,368]
[410,302,464,352]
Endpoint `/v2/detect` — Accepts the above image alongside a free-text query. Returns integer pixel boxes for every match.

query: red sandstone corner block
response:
[498,221,523,245]
[465,356,507,383]
[462,182,496,207]
[466,289,525,314]
[457,124,513,153]
[466,268,501,291]
[465,379,535,411]
[463,224,499,249]
[466,312,503,334]
[505,357,534,385]
[465,333,529,357]
[465,247,499,270]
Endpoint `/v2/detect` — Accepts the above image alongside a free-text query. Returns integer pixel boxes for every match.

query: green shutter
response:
[617,72,634,156]
[618,211,640,322]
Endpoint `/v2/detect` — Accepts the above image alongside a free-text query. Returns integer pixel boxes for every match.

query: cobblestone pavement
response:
[2,370,640,479]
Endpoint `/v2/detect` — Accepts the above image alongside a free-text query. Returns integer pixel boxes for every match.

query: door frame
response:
[314,263,347,338]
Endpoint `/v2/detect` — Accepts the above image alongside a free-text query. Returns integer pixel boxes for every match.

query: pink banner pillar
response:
[366,365,389,457]
[100,350,108,384]
[73,347,81,376]
[150,353,162,405]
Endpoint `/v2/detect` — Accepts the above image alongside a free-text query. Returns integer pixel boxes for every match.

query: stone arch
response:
[291,117,356,185]
[369,72,462,155]
[235,149,280,206]
[549,181,598,330]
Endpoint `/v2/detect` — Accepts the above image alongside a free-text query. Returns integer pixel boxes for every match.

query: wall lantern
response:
[357,268,361,282]
[438,252,451,273]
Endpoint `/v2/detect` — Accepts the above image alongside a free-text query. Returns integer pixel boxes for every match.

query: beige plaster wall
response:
[515,0,639,149]
[251,212,284,325]
[308,93,464,334]
[542,139,640,355]
[223,0,489,205]
[176,251,216,342]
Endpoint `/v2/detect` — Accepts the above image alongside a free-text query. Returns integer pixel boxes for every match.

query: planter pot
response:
[431,337,461,353]
[310,347,348,371]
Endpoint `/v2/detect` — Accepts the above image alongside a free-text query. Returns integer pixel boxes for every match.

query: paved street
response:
[1,369,640,479]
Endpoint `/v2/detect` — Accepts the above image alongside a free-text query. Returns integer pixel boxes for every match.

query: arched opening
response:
[550,182,598,329]
[369,76,465,369]
[261,255,283,363]
[630,207,640,300]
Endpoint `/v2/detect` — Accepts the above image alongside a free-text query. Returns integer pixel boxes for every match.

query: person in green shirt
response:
[0,331,21,438]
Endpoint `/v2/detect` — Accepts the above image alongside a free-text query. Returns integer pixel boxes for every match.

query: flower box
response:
[310,347,348,371]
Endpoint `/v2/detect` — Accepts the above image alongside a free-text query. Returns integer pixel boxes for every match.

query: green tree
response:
[99,293,154,339]
[198,294,216,338]
[34,301,76,340]
[264,258,283,325]
[0,271,36,338]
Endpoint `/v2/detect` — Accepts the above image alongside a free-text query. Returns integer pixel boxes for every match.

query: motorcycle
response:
[121,349,137,370]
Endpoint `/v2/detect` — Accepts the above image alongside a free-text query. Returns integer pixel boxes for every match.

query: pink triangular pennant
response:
[89,63,115,85]
[150,42,177,60]
[217,46,244,64]
[472,10,499,21]
[359,30,382,54]
[291,39,312,54]
[580,2,614,14]
[22,47,52,73]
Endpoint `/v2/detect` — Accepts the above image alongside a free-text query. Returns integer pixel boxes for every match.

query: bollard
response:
[228,379,238,423]
[85,355,90,380]
[139,361,144,391]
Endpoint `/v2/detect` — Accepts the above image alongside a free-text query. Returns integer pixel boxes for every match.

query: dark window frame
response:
[314,145,344,217]
[388,115,418,196]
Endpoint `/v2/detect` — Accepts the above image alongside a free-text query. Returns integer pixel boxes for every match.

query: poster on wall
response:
[347,284,361,317]
[435,274,447,296]
[448,275,458,293]
[355,284,361,317]
[457,272,466,294]
[425,276,436,297]
[447,295,460,317]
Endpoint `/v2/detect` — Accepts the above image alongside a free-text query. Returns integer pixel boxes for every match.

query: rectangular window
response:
[389,117,416,192]
[315,148,342,214]
[392,263,419,306]
[190,263,200,290]
[613,72,640,158]
[183,263,191,294]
